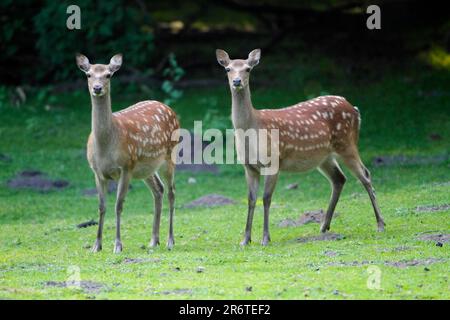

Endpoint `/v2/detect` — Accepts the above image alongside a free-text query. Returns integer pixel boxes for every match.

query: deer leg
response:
[113,170,131,254]
[162,162,176,250]
[318,157,347,233]
[145,174,164,248]
[241,166,260,246]
[340,151,385,232]
[92,175,107,253]
[261,173,279,246]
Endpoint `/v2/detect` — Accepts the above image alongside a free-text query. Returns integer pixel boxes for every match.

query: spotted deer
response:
[76,54,180,253]
[216,49,385,246]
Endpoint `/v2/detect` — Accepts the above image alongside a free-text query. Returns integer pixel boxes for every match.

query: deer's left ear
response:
[247,49,261,67]
[216,49,231,67]
[109,53,123,73]
[76,53,90,72]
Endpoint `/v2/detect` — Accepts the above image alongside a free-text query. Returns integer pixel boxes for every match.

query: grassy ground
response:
[0,63,449,299]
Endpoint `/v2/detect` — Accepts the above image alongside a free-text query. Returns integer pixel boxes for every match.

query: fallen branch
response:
[76,219,98,229]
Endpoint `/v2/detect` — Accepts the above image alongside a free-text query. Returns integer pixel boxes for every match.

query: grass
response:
[0,62,449,299]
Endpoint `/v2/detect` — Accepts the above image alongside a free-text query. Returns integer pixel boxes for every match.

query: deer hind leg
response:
[145,173,164,248]
[92,174,107,253]
[162,161,176,250]
[318,157,347,233]
[241,166,260,246]
[261,173,279,246]
[339,147,385,232]
[114,170,131,254]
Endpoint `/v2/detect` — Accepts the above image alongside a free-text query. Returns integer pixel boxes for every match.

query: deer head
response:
[76,53,123,97]
[216,49,260,91]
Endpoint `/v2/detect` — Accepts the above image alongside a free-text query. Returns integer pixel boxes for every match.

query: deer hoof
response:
[113,241,123,254]
[320,224,330,233]
[240,238,251,246]
[166,238,174,250]
[377,221,386,232]
[91,241,102,253]
[261,236,270,246]
[149,239,160,248]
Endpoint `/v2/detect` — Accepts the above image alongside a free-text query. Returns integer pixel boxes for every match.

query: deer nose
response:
[233,78,241,87]
[93,85,102,94]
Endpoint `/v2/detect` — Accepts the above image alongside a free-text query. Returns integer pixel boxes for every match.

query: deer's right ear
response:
[76,54,90,72]
[247,49,261,67]
[109,53,123,73]
[216,49,230,67]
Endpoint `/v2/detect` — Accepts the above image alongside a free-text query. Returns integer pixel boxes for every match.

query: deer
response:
[216,49,385,246]
[76,53,180,253]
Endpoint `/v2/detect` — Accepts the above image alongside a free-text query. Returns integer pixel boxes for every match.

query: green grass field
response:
[0,64,449,299]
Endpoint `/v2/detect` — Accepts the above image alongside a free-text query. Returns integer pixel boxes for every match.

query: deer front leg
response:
[241,166,260,246]
[113,170,131,254]
[92,174,107,253]
[262,173,278,246]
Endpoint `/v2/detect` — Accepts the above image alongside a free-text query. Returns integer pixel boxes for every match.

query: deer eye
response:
[105,74,111,79]
[225,68,231,72]
[86,73,91,78]
[246,68,251,72]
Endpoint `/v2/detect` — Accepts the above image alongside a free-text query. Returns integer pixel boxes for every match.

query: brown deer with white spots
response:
[216,49,385,246]
[76,54,180,253]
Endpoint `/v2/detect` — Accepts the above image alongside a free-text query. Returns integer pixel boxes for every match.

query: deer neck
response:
[90,94,116,152]
[231,85,257,130]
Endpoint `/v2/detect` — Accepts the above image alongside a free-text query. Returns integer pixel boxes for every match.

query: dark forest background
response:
[1,0,449,90]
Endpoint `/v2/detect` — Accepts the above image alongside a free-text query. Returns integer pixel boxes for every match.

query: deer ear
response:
[109,53,123,73]
[247,49,261,67]
[216,49,230,67]
[76,53,90,72]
